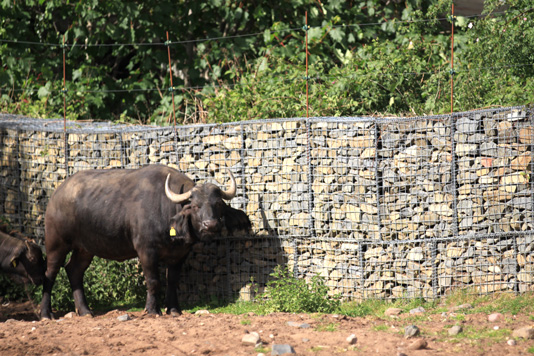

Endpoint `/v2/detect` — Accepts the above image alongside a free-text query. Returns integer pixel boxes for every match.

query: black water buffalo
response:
[40,164,251,319]
[0,230,45,285]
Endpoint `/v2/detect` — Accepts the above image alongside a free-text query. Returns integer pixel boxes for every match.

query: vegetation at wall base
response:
[1,1,533,123]
[189,290,534,321]
[0,274,35,302]
[258,265,341,314]
[37,257,148,312]
[4,265,534,320]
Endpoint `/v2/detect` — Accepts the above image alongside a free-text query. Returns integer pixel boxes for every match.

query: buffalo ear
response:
[10,243,26,267]
[170,209,195,244]
[24,240,33,261]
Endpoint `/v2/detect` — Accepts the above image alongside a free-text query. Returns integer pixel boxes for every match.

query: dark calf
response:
[0,230,45,285]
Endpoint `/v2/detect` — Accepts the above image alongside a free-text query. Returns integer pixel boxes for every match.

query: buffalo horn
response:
[220,168,236,200]
[165,174,192,203]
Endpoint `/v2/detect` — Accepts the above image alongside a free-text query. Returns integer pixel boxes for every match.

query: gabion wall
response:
[1,106,533,302]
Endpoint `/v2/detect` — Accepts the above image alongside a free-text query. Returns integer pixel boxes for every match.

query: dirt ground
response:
[1,300,534,356]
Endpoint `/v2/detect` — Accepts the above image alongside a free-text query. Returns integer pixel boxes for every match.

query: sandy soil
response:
[1,300,534,356]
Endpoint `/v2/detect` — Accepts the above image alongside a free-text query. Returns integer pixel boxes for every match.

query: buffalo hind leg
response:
[166,262,184,316]
[40,247,70,320]
[65,249,94,317]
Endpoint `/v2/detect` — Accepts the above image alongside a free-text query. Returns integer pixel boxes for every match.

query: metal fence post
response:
[431,240,438,298]
[64,131,69,177]
[512,236,519,293]
[374,122,383,240]
[240,123,247,211]
[119,132,126,168]
[15,130,23,232]
[305,118,316,239]
[449,113,459,237]
[529,106,534,237]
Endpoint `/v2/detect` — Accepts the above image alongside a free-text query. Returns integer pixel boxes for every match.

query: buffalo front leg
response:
[165,262,184,316]
[138,251,162,315]
[65,249,94,317]
[40,248,69,320]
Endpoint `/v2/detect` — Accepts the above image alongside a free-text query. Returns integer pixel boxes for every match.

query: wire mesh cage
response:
[1,106,533,303]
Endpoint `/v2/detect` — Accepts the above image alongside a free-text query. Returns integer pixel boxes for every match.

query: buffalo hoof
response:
[166,308,182,317]
[144,308,162,316]
[76,308,94,318]
[40,310,54,321]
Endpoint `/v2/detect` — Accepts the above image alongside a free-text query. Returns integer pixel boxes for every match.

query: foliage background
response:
[1,0,533,125]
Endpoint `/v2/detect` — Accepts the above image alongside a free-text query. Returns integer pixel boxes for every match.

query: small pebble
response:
[512,326,534,339]
[117,314,131,322]
[448,325,463,336]
[404,325,420,338]
[346,334,357,345]
[242,332,260,346]
[488,313,503,322]
[410,306,425,314]
[271,344,296,355]
[385,308,403,316]
[286,321,310,328]
[408,339,428,350]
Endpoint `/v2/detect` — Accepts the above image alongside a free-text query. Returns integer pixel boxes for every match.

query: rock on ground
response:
[512,326,534,339]
[404,325,420,338]
[271,344,296,355]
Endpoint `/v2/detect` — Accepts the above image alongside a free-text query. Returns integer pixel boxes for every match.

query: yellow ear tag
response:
[11,260,17,267]
[169,227,177,237]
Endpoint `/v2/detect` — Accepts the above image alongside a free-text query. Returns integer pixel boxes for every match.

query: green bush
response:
[260,265,340,314]
[0,274,38,302]
[11,0,531,123]
[32,256,148,312]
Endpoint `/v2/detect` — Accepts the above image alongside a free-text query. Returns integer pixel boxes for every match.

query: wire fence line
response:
[1,105,534,302]
[0,12,494,48]
[1,10,530,100]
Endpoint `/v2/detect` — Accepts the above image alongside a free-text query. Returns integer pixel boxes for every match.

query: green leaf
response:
[328,27,344,43]
[37,85,50,99]
[307,26,322,41]
[72,68,83,82]
[456,16,468,27]
[263,29,271,44]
